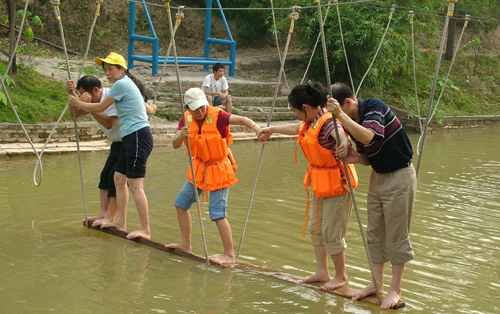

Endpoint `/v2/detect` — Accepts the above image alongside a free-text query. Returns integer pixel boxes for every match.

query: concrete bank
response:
[2,115,499,158]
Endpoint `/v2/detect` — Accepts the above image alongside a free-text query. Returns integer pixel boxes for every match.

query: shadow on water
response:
[1,128,500,313]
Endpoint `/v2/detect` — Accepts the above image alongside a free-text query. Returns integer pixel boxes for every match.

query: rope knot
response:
[289,6,300,21]
[390,4,396,12]
[50,0,60,4]
[176,6,185,19]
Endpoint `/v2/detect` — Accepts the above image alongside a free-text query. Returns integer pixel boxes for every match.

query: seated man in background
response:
[202,62,232,113]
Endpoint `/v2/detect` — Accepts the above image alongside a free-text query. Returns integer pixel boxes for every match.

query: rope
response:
[415,0,458,178]
[1,0,44,186]
[334,0,355,92]
[270,0,290,93]
[149,5,184,121]
[236,6,301,260]
[409,11,423,134]
[315,0,382,304]
[123,0,381,10]
[355,4,396,98]
[164,1,210,266]
[48,0,88,225]
[426,15,470,127]
[300,1,331,85]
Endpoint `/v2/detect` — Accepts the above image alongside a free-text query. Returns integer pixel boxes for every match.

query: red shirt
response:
[177,110,231,138]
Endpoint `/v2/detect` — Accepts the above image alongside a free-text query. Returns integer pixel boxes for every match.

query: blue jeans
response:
[174,180,229,221]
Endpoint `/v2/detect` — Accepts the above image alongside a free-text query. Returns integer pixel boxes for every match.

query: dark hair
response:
[330,82,354,106]
[288,82,328,110]
[213,62,224,73]
[76,75,102,94]
[102,64,149,102]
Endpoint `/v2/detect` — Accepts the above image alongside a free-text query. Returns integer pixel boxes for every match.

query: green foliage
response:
[0,60,68,123]
[14,9,43,42]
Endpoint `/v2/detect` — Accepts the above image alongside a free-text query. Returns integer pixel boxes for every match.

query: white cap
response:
[184,88,209,110]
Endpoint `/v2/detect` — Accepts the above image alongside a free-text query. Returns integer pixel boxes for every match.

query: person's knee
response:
[207,95,213,104]
[114,172,127,186]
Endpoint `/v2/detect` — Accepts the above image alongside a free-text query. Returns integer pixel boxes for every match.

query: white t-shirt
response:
[202,74,229,93]
[97,88,121,142]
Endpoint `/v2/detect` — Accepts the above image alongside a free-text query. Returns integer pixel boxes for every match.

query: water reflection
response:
[0,128,499,313]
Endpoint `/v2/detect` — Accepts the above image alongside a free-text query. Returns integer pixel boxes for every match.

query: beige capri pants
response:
[309,192,353,255]
[367,164,417,264]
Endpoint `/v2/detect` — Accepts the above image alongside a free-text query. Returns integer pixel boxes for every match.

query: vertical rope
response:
[270,0,290,93]
[236,6,301,260]
[334,0,355,92]
[355,4,396,98]
[416,0,458,178]
[409,11,423,133]
[0,0,44,186]
[164,1,210,265]
[149,6,184,120]
[315,0,382,304]
[50,0,88,226]
[427,14,469,126]
[300,1,331,85]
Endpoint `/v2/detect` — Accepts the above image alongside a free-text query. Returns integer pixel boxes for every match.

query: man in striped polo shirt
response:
[327,82,417,309]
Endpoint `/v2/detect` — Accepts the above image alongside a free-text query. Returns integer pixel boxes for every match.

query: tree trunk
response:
[6,0,17,75]
[445,3,458,61]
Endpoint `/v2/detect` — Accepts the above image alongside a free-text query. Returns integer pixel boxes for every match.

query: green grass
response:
[0,60,71,123]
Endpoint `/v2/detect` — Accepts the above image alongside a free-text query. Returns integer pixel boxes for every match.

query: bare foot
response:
[126,229,151,240]
[165,243,192,253]
[320,276,349,291]
[210,254,235,266]
[92,218,112,227]
[380,288,401,309]
[300,272,331,284]
[100,221,126,232]
[352,282,383,301]
[82,216,103,224]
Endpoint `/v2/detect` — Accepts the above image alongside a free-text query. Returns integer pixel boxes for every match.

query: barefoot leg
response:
[352,262,385,301]
[301,245,331,284]
[82,189,110,223]
[93,196,118,227]
[320,250,349,291]
[380,263,405,309]
[210,218,235,265]
[126,178,150,240]
[101,172,128,231]
[165,206,193,253]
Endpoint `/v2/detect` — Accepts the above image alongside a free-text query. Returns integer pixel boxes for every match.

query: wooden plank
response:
[84,223,404,309]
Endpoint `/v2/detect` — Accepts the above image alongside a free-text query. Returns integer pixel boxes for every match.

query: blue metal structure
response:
[128,0,236,77]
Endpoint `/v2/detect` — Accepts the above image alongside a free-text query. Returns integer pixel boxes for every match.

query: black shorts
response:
[98,141,122,197]
[115,127,154,178]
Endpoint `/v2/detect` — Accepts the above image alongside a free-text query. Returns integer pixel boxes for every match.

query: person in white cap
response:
[166,87,261,265]
[69,52,154,240]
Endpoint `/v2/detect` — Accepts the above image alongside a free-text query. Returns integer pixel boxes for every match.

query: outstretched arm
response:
[258,123,300,141]
[228,114,262,137]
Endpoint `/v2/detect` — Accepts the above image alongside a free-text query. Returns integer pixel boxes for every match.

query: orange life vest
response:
[298,111,358,198]
[184,106,238,191]
[297,111,359,238]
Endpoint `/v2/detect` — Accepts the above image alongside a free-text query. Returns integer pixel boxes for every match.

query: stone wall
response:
[1,115,500,144]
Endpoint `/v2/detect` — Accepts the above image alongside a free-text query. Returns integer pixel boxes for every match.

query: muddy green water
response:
[1,128,499,313]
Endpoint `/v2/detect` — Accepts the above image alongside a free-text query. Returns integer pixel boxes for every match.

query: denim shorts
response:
[174,180,229,221]
[212,95,231,107]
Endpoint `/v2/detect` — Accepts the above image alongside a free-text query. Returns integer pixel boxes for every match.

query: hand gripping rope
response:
[236,6,301,260]
[355,4,396,98]
[415,0,458,178]
[149,5,185,120]
[164,1,210,266]
[0,0,44,186]
[315,0,383,304]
